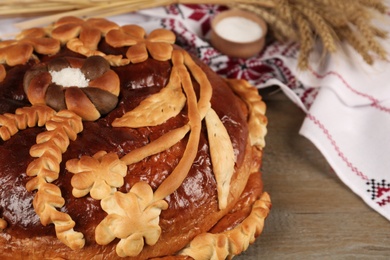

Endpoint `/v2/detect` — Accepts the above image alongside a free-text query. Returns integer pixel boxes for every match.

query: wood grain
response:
[236,89,390,259]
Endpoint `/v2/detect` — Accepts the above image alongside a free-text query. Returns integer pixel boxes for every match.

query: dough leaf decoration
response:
[112,67,186,128]
[182,50,212,119]
[205,108,236,210]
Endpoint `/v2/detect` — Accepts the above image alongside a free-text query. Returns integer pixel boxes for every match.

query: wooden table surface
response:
[236,88,390,259]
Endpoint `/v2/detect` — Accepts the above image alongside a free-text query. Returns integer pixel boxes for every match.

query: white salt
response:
[50,68,89,88]
[215,16,263,43]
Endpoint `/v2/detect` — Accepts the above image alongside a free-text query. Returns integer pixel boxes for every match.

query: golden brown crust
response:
[52,16,119,46]
[88,70,120,95]
[0,28,59,69]
[0,64,5,82]
[16,27,47,39]
[0,219,7,231]
[0,43,34,66]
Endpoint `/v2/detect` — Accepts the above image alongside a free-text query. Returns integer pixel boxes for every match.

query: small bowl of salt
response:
[210,9,267,59]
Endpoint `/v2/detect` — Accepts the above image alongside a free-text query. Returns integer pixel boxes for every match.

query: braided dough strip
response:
[0,105,55,229]
[179,192,271,259]
[0,105,55,141]
[226,79,267,149]
[25,110,85,250]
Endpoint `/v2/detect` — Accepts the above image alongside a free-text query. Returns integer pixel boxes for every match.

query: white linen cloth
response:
[262,41,390,221]
[259,12,390,221]
[1,3,390,221]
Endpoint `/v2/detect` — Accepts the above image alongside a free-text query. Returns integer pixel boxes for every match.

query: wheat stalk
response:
[0,0,388,69]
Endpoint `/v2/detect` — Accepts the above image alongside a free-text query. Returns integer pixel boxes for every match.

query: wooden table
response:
[236,88,390,259]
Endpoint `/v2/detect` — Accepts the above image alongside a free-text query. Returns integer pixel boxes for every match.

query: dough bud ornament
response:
[0,16,270,259]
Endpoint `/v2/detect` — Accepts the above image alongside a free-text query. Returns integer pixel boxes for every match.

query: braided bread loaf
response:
[0,16,270,259]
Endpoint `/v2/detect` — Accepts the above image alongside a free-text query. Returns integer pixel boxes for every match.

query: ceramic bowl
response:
[210,9,268,59]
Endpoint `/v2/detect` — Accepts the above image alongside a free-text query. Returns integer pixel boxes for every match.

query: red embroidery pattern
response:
[367,179,390,207]
[308,66,390,114]
[216,58,273,82]
[306,113,369,181]
[265,41,299,59]
[184,4,227,36]
[371,102,390,113]
[164,4,183,16]
[301,88,318,109]
[162,18,197,51]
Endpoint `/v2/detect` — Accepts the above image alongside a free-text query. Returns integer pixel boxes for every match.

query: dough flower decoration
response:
[51,16,118,48]
[105,25,176,63]
[23,55,120,121]
[67,151,127,200]
[0,27,60,82]
[95,182,168,257]
[51,16,128,65]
